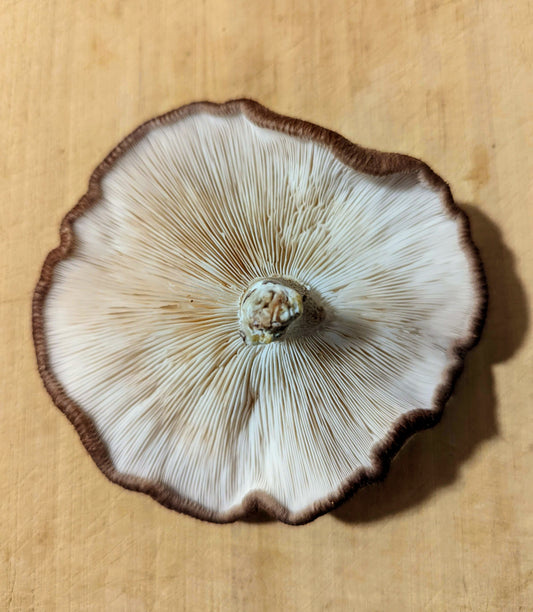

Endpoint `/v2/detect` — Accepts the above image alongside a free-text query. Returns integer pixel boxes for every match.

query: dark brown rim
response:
[32,99,487,525]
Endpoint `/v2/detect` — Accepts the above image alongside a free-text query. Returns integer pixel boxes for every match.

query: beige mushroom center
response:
[239,279,324,345]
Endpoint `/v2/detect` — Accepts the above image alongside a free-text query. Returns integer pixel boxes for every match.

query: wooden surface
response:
[1,1,532,610]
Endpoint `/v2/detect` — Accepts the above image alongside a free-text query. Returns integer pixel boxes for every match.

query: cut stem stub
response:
[239,278,323,345]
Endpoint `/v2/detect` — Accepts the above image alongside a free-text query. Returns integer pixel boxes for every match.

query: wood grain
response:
[1,1,531,610]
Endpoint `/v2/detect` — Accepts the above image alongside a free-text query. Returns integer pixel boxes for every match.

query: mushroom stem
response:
[239,278,323,345]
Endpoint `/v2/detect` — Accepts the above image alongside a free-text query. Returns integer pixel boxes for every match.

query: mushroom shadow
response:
[333,203,529,524]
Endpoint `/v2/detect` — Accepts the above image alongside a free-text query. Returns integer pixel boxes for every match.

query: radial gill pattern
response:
[38,104,482,521]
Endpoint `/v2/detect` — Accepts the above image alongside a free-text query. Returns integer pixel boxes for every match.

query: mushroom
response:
[33,99,486,524]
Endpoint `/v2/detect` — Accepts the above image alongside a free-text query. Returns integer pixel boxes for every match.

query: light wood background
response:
[1,1,531,610]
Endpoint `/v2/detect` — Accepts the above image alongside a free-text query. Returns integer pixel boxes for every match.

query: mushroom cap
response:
[33,100,486,524]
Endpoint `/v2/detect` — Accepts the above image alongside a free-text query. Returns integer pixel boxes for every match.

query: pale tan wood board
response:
[1,1,532,610]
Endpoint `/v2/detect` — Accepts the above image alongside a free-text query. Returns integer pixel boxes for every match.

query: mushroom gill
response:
[33,100,486,523]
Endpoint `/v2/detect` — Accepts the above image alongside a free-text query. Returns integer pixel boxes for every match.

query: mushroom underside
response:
[38,106,481,520]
